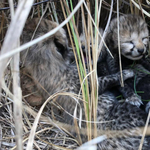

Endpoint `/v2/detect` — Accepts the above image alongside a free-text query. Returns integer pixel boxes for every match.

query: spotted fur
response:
[98,14,149,107]
[107,14,149,60]
[20,18,150,149]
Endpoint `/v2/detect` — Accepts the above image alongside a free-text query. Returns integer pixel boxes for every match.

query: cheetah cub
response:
[98,14,149,107]
[20,18,150,149]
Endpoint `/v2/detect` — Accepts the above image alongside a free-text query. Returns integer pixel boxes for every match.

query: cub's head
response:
[21,19,71,71]
[79,28,104,63]
[107,14,149,60]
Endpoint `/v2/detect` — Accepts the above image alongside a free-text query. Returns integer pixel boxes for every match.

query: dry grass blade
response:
[117,0,124,87]
[9,0,15,17]
[130,0,134,14]
[9,0,23,149]
[63,0,90,140]
[0,124,2,148]
[139,109,150,150]
[76,135,107,150]
[0,0,34,86]
[130,0,150,17]
[98,0,113,57]
[146,0,150,5]
[12,52,22,150]
[137,0,145,19]
[26,91,80,150]
[24,104,150,141]
[83,1,113,59]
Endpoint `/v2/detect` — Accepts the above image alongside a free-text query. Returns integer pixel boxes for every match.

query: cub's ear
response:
[54,38,68,58]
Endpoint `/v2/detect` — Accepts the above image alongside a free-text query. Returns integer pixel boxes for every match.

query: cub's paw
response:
[125,93,143,107]
[122,69,134,80]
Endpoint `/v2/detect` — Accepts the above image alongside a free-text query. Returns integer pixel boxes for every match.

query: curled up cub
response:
[20,18,150,149]
[98,14,150,110]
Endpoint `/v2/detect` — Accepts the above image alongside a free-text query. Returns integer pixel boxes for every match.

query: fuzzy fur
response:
[107,14,149,60]
[98,14,149,107]
[20,18,150,149]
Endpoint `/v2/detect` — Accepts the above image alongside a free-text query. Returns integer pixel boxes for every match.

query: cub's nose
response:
[138,48,144,54]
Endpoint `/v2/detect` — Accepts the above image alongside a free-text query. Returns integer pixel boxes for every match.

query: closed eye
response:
[142,37,148,41]
[129,41,134,44]
[125,41,134,44]
[142,37,149,45]
[124,41,135,47]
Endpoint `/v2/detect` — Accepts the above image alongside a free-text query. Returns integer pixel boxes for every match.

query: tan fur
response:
[20,18,150,149]
[107,14,149,60]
